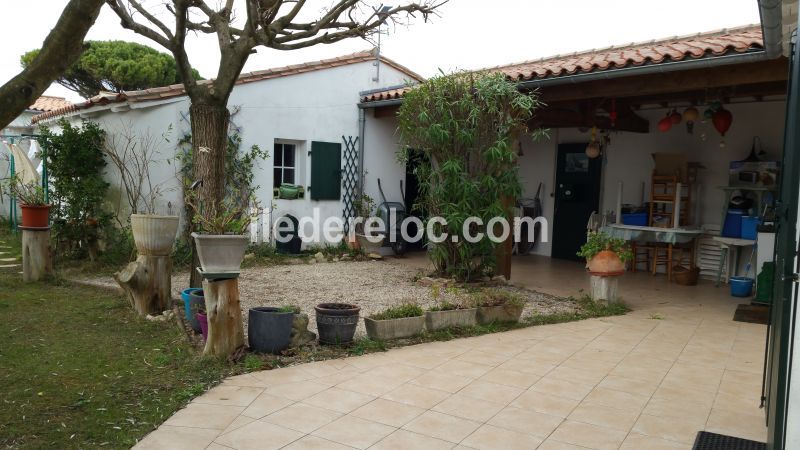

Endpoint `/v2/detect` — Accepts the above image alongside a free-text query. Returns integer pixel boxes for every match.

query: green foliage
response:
[21,41,202,98]
[576,231,633,263]
[348,338,387,356]
[370,303,424,320]
[2,175,46,205]
[472,289,525,308]
[397,72,542,281]
[278,305,301,314]
[39,119,111,250]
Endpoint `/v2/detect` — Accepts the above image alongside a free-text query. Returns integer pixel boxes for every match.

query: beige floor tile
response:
[455,350,511,366]
[705,408,767,443]
[642,397,712,423]
[432,391,506,422]
[509,390,580,418]
[549,420,628,450]
[222,373,269,388]
[530,376,594,401]
[661,364,724,392]
[536,439,588,450]
[164,403,245,430]
[304,387,375,414]
[381,383,451,409]
[411,370,473,393]
[568,402,640,431]
[547,365,607,386]
[620,432,690,449]
[264,381,329,401]
[249,366,314,386]
[312,415,395,449]
[560,356,619,373]
[478,367,541,389]
[434,360,495,378]
[297,359,356,378]
[632,413,705,445]
[313,370,364,387]
[191,385,264,407]
[460,424,543,450]
[712,391,762,414]
[403,410,481,443]
[650,384,716,406]
[371,429,455,450]
[133,425,219,450]
[215,420,304,449]
[219,415,256,435]
[207,443,234,450]
[240,392,294,419]
[582,387,649,412]
[262,402,342,433]
[597,374,660,397]
[336,373,406,396]
[282,435,354,450]
[350,398,425,427]
[458,380,524,404]
[487,406,563,438]
[609,363,669,384]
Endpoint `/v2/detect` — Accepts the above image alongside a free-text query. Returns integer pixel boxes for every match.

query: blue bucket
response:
[730,277,754,297]
[181,288,204,330]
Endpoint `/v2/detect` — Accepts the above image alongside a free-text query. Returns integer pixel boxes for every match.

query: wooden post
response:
[21,227,52,282]
[590,275,620,304]
[114,255,172,316]
[202,277,244,358]
[494,196,513,280]
[673,182,682,228]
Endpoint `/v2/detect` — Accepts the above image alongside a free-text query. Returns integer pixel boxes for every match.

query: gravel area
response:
[173,259,577,337]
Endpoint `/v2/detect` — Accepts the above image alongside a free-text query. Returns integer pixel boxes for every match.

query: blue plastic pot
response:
[730,277,754,298]
[181,289,204,332]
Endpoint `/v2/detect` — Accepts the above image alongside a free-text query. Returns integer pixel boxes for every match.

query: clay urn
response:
[587,250,625,276]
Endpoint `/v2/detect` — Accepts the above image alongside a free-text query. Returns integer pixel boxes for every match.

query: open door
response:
[765,29,800,450]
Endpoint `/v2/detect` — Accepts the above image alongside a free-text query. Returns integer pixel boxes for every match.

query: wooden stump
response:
[114,255,172,316]
[202,277,244,358]
[590,275,620,304]
[22,228,53,282]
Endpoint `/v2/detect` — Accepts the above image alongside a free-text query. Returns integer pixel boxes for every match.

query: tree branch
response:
[106,0,173,49]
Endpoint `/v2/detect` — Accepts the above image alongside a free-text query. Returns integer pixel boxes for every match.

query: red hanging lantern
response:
[712,108,733,136]
[669,110,682,125]
[657,115,672,133]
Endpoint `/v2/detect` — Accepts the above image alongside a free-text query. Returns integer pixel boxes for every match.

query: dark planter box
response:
[248,307,294,354]
[364,316,425,340]
[315,303,360,345]
[477,304,523,325]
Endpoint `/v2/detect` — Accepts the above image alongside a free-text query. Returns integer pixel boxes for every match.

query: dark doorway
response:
[404,149,426,250]
[551,143,602,260]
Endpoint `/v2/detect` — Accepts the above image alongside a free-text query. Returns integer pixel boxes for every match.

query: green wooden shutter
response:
[310,141,342,200]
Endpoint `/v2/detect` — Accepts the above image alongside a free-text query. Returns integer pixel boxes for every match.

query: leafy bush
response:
[398,72,542,281]
[576,231,633,263]
[370,303,424,320]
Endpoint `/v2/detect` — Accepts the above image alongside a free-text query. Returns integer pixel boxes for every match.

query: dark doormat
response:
[733,304,770,325]
[693,431,766,450]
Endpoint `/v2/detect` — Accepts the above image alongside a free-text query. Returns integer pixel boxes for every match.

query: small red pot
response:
[20,204,50,228]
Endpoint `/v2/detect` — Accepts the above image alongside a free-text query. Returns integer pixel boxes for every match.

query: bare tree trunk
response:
[115,255,172,316]
[202,277,244,358]
[0,0,104,129]
[188,102,229,288]
[22,229,53,282]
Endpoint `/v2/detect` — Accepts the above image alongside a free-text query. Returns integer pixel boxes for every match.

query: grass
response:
[0,230,244,449]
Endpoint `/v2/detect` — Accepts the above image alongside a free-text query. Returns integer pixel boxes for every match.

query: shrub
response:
[370,303,424,320]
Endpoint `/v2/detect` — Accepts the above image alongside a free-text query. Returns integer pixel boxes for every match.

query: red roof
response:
[28,95,72,112]
[362,25,764,103]
[33,49,422,123]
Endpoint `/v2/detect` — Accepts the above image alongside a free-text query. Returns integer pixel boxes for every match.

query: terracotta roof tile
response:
[28,96,72,112]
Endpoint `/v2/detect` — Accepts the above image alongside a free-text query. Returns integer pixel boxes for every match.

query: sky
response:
[0,0,762,103]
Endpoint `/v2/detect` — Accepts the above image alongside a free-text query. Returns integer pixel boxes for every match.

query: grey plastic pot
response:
[364,316,425,340]
[186,291,205,332]
[315,303,360,345]
[248,307,294,354]
[191,232,249,273]
[424,308,477,331]
[477,304,524,325]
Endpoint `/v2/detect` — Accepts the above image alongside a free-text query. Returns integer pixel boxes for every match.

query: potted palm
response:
[474,290,525,324]
[189,192,253,273]
[577,231,632,276]
[6,177,49,228]
[365,303,425,340]
[248,305,298,354]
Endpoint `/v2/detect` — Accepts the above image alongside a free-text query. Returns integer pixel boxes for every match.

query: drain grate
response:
[693,431,766,450]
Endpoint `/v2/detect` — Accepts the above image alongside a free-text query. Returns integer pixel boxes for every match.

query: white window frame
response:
[273,142,297,188]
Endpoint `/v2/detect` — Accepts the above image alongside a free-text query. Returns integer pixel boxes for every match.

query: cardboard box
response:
[652,152,689,182]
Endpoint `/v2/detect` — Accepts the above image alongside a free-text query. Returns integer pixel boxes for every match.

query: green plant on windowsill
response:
[576,231,633,263]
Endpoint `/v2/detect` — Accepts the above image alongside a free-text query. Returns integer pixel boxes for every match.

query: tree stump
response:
[590,275,620,304]
[202,277,244,358]
[114,255,172,316]
[21,227,53,282]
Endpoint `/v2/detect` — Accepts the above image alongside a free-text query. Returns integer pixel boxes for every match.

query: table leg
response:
[667,244,673,282]
[716,245,728,287]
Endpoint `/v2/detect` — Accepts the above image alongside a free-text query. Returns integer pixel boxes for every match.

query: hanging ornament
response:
[585,126,601,159]
[609,99,618,127]
[712,107,733,136]
[683,107,699,134]
[657,114,672,133]
[669,109,682,125]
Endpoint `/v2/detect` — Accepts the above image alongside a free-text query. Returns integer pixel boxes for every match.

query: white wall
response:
[362,112,405,208]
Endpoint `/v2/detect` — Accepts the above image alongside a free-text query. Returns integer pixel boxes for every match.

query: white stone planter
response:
[364,316,425,340]
[477,304,523,325]
[424,308,477,331]
[130,214,179,256]
[191,232,249,273]
[355,233,385,254]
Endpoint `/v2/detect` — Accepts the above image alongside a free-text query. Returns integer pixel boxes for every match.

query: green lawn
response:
[0,231,241,449]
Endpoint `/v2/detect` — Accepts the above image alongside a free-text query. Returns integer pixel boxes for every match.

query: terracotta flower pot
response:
[131,214,179,256]
[20,204,50,228]
[587,250,625,276]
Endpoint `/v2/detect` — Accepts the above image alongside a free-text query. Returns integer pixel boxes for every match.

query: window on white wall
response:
[274,142,296,188]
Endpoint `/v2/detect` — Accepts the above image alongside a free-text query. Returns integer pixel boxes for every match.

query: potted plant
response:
[352,193,383,253]
[131,213,179,256]
[5,177,50,228]
[473,289,525,325]
[196,308,209,341]
[188,192,253,273]
[577,231,632,276]
[315,302,360,345]
[248,305,298,354]
[365,303,425,340]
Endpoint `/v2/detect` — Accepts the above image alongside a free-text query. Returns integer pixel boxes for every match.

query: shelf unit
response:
[649,174,692,227]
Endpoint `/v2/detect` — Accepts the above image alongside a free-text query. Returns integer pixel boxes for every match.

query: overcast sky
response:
[0,0,761,103]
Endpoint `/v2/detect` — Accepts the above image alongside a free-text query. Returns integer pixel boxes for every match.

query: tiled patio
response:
[136,255,768,449]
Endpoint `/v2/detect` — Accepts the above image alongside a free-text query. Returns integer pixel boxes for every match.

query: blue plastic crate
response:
[622,213,648,226]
